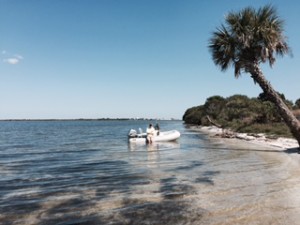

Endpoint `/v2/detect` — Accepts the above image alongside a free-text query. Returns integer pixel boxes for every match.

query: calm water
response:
[1,120,300,225]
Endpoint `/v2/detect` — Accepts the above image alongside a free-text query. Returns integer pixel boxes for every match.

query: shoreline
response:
[190,126,300,166]
[190,125,299,151]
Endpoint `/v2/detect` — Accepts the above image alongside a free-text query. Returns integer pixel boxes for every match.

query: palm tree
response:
[209,5,300,148]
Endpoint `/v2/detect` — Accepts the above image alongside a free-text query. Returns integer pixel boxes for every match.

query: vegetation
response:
[183,94,299,138]
[208,5,300,147]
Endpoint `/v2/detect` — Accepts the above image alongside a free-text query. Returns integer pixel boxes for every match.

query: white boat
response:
[128,129,180,144]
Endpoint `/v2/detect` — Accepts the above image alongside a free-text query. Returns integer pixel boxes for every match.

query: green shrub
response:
[183,93,297,138]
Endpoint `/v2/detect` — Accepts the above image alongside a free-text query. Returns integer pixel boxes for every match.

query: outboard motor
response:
[128,129,137,138]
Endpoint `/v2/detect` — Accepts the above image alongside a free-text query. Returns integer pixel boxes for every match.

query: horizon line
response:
[0,118,182,122]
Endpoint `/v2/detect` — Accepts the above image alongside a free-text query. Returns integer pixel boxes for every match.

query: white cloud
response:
[3,58,20,65]
[15,54,23,59]
[2,52,24,65]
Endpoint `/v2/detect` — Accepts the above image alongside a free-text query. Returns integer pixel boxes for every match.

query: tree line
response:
[183,94,300,138]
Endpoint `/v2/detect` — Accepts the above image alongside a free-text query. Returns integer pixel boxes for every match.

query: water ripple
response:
[1,121,300,225]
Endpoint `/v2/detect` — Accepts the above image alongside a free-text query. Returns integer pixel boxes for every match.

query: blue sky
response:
[1,0,300,120]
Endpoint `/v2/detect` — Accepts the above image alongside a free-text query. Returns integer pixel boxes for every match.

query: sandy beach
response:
[190,125,300,165]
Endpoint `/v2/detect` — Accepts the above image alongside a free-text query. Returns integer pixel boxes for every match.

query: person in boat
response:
[154,123,160,135]
[146,124,155,144]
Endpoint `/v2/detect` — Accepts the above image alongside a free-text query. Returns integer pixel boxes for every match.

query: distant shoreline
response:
[0,118,182,122]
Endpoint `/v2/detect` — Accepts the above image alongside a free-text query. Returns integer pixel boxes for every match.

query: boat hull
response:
[128,130,180,144]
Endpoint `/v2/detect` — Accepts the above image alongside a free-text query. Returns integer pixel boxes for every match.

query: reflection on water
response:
[0,121,300,225]
[129,141,181,170]
[128,141,180,151]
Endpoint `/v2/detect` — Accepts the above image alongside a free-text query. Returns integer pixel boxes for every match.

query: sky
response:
[1,0,300,120]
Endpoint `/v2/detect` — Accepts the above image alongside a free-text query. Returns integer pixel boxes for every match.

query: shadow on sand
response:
[284,147,300,154]
[0,155,218,225]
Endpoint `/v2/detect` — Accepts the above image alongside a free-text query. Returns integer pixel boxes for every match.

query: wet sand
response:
[190,126,300,224]
[193,125,300,162]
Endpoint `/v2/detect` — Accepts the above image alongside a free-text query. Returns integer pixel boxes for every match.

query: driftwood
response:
[206,115,236,138]
[206,115,222,128]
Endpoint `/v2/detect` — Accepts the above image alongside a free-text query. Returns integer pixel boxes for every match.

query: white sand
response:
[190,126,300,167]
[192,125,299,151]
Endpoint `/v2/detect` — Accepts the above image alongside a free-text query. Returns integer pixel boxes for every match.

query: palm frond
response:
[209,4,290,77]
[209,25,236,71]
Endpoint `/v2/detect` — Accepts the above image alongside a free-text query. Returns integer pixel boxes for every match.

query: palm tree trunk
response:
[250,64,300,148]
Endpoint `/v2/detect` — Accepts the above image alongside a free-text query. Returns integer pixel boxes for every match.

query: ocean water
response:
[1,120,300,225]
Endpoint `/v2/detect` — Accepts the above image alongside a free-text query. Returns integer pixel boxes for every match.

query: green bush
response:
[183,93,298,137]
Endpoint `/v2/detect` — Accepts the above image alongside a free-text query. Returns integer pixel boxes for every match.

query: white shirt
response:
[146,126,155,136]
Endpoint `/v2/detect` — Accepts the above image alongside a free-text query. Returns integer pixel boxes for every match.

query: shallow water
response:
[1,120,300,225]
